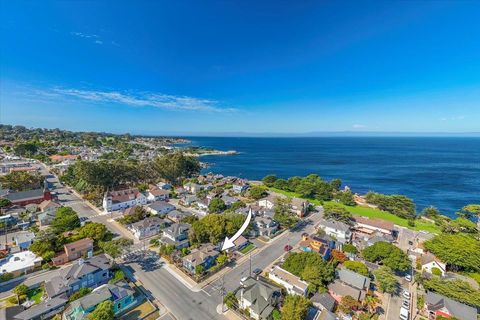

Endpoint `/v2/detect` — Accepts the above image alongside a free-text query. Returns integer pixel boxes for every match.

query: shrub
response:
[431,267,442,276]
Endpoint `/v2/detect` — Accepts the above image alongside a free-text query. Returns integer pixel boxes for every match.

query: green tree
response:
[99,238,133,260]
[335,190,356,206]
[13,284,28,296]
[51,207,80,233]
[362,241,411,272]
[281,295,311,320]
[323,202,352,223]
[365,192,416,219]
[248,185,268,200]
[344,261,369,276]
[0,198,11,209]
[273,179,288,190]
[88,300,114,320]
[342,244,358,254]
[423,278,480,308]
[208,198,226,213]
[68,287,93,302]
[456,204,480,220]
[373,266,398,294]
[76,222,112,242]
[421,206,440,218]
[0,171,43,191]
[443,218,478,234]
[262,175,277,187]
[154,153,200,185]
[273,197,299,228]
[283,252,335,286]
[195,265,204,275]
[424,233,480,272]
[224,292,237,309]
[338,295,360,315]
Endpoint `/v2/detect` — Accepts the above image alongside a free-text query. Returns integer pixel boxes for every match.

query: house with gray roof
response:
[161,223,190,249]
[316,218,352,244]
[311,292,336,312]
[45,254,112,298]
[328,269,370,303]
[166,209,192,223]
[236,278,282,320]
[425,291,477,320]
[127,217,168,240]
[146,201,175,215]
[12,297,67,320]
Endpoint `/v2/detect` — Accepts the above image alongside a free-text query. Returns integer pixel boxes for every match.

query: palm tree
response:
[363,293,380,314]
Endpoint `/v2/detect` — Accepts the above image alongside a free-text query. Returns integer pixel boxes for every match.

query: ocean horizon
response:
[183,136,480,219]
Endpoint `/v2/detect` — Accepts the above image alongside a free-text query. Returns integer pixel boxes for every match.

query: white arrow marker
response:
[221,209,252,251]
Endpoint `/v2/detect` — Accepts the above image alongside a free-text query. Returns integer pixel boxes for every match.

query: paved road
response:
[204,208,324,295]
[122,251,225,320]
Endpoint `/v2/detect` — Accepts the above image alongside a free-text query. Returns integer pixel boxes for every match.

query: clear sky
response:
[1,1,479,135]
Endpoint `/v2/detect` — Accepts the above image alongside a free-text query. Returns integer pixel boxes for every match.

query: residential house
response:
[102,188,147,212]
[316,218,352,244]
[37,200,61,227]
[49,154,78,162]
[352,216,395,236]
[221,194,239,207]
[128,217,167,240]
[232,180,249,193]
[0,251,42,277]
[63,281,135,320]
[236,277,282,320]
[311,292,336,312]
[353,232,395,251]
[182,244,220,274]
[4,187,52,206]
[51,238,94,266]
[328,269,370,303]
[425,291,477,320]
[233,235,250,252]
[258,194,277,210]
[268,266,309,296]
[146,185,170,202]
[12,297,68,320]
[146,201,175,215]
[179,194,197,206]
[299,234,334,260]
[157,182,172,190]
[421,253,447,276]
[290,198,309,217]
[197,199,209,213]
[166,210,192,223]
[253,216,278,237]
[161,223,190,249]
[184,182,203,194]
[14,231,35,250]
[45,254,112,298]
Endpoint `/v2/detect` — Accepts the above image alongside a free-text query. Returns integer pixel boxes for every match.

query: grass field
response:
[27,287,44,304]
[239,243,255,254]
[270,187,441,233]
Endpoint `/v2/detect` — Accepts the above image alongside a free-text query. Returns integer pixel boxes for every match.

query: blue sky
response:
[1,1,479,135]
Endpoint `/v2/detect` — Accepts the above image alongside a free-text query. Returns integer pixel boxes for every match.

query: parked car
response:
[240,277,248,286]
[399,307,409,320]
[403,291,411,300]
[402,300,410,309]
[252,268,262,276]
[405,274,412,282]
[284,245,292,252]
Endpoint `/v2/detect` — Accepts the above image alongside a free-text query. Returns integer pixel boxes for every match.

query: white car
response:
[405,274,412,282]
[403,291,411,300]
[240,277,248,286]
[399,307,409,320]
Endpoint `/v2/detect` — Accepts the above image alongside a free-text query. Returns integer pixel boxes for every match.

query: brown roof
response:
[65,238,93,251]
[49,154,77,161]
[353,216,394,232]
[39,200,61,211]
[149,188,170,196]
[106,188,143,203]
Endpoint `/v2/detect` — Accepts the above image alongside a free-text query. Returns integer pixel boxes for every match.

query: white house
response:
[146,201,176,215]
[258,194,277,210]
[102,188,147,212]
[146,186,170,202]
[127,217,166,240]
[0,251,42,277]
[316,218,352,244]
[352,216,394,235]
[421,253,447,276]
[197,199,209,213]
[268,266,309,296]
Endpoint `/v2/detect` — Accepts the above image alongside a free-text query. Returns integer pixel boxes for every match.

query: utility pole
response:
[215,274,226,313]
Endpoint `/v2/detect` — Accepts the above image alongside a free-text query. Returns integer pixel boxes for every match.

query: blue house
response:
[182,244,220,274]
[63,281,136,320]
[45,254,113,298]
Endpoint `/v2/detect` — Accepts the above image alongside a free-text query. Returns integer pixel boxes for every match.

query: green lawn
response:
[239,243,255,254]
[270,188,440,233]
[27,287,44,304]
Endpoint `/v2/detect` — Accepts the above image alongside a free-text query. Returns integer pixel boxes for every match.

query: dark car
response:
[284,245,292,252]
[252,268,262,276]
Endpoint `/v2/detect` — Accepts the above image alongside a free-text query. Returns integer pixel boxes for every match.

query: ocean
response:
[184,137,480,218]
